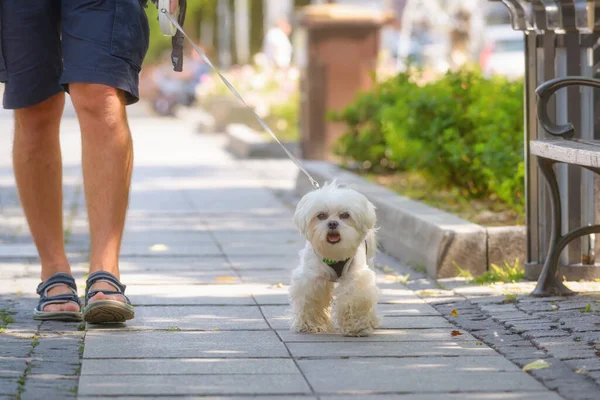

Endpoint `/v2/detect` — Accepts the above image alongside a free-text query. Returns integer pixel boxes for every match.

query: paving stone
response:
[86,305,270,331]
[288,341,495,358]
[321,394,564,400]
[20,375,78,400]
[120,230,215,245]
[0,358,27,378]
[276,328,478,342]
[227,255,302,271]
[84,330,289,358]
[126,284,256,305]
[79,397,315,400]
[78,374,311,396]
[0,378,18,395]
[81,358,299,375]
[298,358,545,393]
[119,241,222,257]
[522,330,571,339]
[564,357,600,371]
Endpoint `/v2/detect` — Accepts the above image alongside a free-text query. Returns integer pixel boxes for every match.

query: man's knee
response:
[70,84,126,130]
[14,93,64,134]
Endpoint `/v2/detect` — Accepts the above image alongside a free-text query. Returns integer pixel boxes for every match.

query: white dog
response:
[289,182,379,337]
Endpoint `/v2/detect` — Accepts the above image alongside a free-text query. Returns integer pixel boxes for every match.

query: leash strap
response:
[159,9,320,189]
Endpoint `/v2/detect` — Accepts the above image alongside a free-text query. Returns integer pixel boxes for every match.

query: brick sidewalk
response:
[0,111,594,399]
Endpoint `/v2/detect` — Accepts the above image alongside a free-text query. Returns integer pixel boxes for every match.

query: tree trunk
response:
[249,0,265,58]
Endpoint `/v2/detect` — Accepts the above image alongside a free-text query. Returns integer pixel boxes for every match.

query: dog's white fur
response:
[289,182,379,337]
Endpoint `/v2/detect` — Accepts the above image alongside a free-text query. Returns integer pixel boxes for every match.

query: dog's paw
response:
[339,326,374,337]
[291,319,334,334]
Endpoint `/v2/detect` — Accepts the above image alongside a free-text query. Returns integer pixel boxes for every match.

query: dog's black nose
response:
[328,221,339,230]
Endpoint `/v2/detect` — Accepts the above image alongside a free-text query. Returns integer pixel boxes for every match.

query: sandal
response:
[83,271,134,323]
[33,272,83,321]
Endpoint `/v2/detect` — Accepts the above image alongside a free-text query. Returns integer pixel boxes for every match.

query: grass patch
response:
[0,308,15,332]
[581,304,592,313]
[470,259,524,285]
[396,274,411,284]
[167,326,181,332]
[77,323,86,331]
[367,172,524,226]
[503,294,518,304]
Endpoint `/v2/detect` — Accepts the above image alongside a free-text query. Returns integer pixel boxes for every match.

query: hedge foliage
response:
[330,67,525,212]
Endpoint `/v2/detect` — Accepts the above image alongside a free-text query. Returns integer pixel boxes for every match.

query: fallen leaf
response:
[450,309,458,317]
[451,330,463,337]
[384,274,397,281]
[382,265,394,272]
[149,244,168,252]
[340,356,349,359]
[275,283,283,288]
[215,276,237,282]
[475,341,483,345]
[575,368,587,375]
[522,359,551,371]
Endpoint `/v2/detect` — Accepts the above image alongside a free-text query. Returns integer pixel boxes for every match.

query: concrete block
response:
[226,124,298,159]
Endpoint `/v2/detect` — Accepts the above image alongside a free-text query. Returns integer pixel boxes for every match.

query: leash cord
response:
[160,9,320,189]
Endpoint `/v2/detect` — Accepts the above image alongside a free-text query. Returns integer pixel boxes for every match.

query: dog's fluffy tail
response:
[365,229,377,268]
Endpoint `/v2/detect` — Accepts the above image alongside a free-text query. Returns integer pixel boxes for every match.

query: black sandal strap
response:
[36,272,77,295]
[85,271,131,304]
[36,293,82,312]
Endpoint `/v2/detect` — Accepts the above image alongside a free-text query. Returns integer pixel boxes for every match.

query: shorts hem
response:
[60,67,140,106]
[3,83,64,110]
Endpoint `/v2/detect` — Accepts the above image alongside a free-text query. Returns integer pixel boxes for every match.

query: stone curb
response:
[225,124,299,159]
[294,161,525,278]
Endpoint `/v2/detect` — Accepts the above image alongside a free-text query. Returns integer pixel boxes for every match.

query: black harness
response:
[321,241,369,280]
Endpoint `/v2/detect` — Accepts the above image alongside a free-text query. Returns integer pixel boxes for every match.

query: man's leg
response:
[69,84,133,303]
[12,93,78,312]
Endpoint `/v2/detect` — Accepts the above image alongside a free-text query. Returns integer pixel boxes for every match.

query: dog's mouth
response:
[326,232,341,244]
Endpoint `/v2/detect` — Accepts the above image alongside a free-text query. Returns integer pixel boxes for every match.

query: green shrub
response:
[333,65,524,212]
[329,71,418,172]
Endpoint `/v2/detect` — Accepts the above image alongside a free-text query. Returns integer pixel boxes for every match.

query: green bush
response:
[329,71,418,172]
[332,66,525,211]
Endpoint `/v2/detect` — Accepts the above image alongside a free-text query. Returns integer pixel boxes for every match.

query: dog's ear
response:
[356,196,376,232]
[293,192,312,236]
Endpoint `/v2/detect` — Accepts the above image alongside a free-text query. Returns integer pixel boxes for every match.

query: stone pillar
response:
[295,4,393,160]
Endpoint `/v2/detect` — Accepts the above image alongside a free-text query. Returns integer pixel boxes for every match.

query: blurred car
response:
[480,25,525,79]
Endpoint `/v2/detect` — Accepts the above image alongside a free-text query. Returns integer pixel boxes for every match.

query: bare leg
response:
[69,83,133,303]
[12,93,78,312]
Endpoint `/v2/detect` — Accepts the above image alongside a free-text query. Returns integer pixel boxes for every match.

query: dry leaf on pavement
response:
[451,330,463,336]
[450,309,458,317]
[522,359,551,371]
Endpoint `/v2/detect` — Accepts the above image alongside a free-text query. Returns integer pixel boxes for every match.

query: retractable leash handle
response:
[158,9,321,189]
[152,0,187,71]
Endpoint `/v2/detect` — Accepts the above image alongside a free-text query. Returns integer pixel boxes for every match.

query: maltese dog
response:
[289,182,379,337]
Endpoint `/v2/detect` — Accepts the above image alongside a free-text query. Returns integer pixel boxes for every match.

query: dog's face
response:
[293,183,376,261]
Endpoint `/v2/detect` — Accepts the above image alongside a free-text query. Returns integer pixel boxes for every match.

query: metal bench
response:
[531,77,600,297]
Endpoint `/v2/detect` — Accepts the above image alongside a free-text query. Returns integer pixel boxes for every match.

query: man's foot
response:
[44,284,81,312]
[86,281,128,304]
[83,271,134,323]
[34,272,82,321]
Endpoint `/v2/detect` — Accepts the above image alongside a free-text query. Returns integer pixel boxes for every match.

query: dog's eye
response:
[340,212,350,219]
[317,213,328,220]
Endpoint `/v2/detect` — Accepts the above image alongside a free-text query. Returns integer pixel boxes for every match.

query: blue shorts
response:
[0,0,150,109]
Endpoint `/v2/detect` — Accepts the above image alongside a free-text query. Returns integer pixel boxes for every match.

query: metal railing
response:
[492,0,600,280]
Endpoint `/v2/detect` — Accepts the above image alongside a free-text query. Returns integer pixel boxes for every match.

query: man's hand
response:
[170,0,178,14]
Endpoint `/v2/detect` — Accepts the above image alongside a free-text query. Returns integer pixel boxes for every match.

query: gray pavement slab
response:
[125,284,256,306]
[86,305,269,331]
[81,358,300,375]
[288,340,496,357]
[299,357,545,393]
[276,328,479,342]
[321,394,564,400]
[78,374,311,396]
[83,330,290,358]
